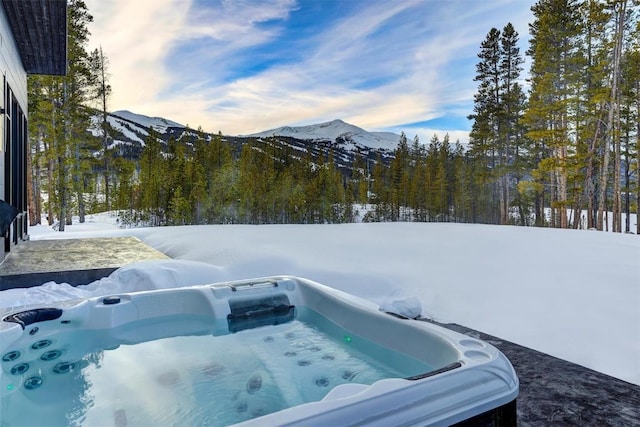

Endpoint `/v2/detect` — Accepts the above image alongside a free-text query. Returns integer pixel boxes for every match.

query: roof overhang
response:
[1,0,67,76]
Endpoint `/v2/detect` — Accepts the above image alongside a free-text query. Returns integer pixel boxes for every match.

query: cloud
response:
[186,0,297,39]
[84,0,533,137]
[84,0,192,113]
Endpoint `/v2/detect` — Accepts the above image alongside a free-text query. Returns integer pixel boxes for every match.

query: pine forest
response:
[27,0,639,233]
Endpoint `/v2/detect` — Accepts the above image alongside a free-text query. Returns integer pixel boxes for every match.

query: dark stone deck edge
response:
[0,268,118,291]
[420,319,640,426]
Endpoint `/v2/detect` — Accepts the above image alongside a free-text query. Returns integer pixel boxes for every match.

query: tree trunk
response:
[77,188,85,223]
[586,158,594,229]
[99,47,111,212]
[57,155,66,232]
[586,114,603,229]
[73,142,85,223]
[623,139,629,233]
[613,77,622,233]
[571,189,581,229]
[535,171,545,227]
[557,145,568,229]
[47,158,54,226]
[26,138,39,226]
[598,0,626,231]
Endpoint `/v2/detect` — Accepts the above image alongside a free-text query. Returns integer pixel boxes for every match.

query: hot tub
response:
[0,276,518,426]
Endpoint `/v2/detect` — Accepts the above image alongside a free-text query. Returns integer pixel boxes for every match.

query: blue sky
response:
[85,0,533,143]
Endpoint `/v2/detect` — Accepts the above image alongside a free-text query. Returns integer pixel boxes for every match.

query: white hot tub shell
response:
[0,276,519,426]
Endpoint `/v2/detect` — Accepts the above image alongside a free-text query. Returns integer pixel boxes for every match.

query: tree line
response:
[469,0,639,232]
[119,131,356,226]
[26,0,639,232]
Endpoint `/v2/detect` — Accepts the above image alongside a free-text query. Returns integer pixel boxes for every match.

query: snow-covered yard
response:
[2,213,639,386]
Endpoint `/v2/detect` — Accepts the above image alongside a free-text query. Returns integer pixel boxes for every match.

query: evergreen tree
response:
[89,46,113,211]
[435,135,450,220]
[619,16,639,233]
[64,0,97,227]
[468,27,501,223]
[410,135,428,221]
[370,153,390,221]
[450,141,468,222]
[598,0,630,232]
[28,0,97,230]
[351,151,369,206]
[390,132,410,220]
[577,0,611,229]
[524,0,582,228]
[138,130,167,225]
[469,23,527,224]
[498,23,527,224]
[112,157,135,216]
[425,134,440,220]
[27,76,52,225]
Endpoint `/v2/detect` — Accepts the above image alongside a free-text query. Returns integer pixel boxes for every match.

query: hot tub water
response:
[1,308,432,427]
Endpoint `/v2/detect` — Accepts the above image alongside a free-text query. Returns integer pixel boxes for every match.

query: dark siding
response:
[1,0,67,75]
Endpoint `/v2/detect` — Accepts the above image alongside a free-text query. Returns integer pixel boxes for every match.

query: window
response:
[3,81,27,252]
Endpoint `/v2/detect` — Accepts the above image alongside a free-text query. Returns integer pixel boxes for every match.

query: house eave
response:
[1,0,67,76]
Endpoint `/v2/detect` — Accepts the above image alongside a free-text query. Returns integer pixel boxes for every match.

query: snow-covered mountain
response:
[89,110,187,151]
[87,110,396,174]
[111,110,184,133]
[89,111,399,156]
[247,119,401,151]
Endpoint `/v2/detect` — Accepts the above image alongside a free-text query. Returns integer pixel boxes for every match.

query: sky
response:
[83,0,534,143]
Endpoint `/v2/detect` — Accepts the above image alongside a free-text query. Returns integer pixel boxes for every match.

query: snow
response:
[88,111,187,149]
[89,113,151,147]
[109,116,147,140]
[2,213,639,386]
[111,110,184,132]
[246,119,399,150]
[91,111,400,151]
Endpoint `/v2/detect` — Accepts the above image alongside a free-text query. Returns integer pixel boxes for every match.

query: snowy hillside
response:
[111,110,184,132]
[86,111,396,173]
[89,110,186,150]
[6,215,640,386]
[247,119,401,150]
[88,111,398,158]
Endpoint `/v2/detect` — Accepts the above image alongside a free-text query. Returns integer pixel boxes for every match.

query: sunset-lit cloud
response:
[84,0,533,143]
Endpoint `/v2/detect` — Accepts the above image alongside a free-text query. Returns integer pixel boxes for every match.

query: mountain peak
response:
[247,119,399,150]
[93,108,400,153]
[112,110,184,130]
